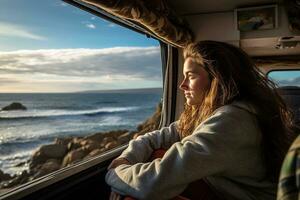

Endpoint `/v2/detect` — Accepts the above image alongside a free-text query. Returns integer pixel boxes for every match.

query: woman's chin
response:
[186,99,194,106]
[185,98,202,106]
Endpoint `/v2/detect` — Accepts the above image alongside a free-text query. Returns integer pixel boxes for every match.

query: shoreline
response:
[0,103,162,193]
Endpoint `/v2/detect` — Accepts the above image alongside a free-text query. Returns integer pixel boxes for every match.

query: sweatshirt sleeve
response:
[105,107,260,200]
[117,122,180,164]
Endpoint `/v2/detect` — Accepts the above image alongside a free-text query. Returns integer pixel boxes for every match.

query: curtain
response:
[284,0,300,33]
[80,0,194,48]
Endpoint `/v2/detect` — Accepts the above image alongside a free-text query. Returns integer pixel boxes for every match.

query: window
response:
[268,70,300,88]
[0,0,163,194]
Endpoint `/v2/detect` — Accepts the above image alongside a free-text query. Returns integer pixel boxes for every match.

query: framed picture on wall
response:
[234,5,278,32]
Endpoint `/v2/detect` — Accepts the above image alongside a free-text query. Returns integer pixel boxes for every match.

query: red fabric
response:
[149,148,166,160]
[181,179,219,200]
[123,195,189,200]
[123,197,136,200]
[112,149,219,200]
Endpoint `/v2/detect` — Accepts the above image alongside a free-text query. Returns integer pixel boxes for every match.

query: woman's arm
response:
[117,122,180,164]
[106,106,261,199]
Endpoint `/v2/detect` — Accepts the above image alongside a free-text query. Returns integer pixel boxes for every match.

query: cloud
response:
[0,22,46,40]
[0,47,161,78]
[60,2,68,7]
[53,2,68,7]
[108,23,116,28]
[86,23,96,29]
[0,77,21,85]
[0,47,162,92]
[277,77,300,87]
[82,21,96,29]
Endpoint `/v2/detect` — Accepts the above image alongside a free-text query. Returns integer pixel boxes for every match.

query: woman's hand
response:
[108,157,131,170]
[107,152,164,199]
[107,158,131,200]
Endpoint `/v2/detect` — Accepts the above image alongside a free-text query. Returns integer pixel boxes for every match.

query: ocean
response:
[0,89,162,175]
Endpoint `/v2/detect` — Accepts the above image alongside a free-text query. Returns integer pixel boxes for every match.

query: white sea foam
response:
[0,149,34,175]
[0,106,139,119]
[0,115,133,175]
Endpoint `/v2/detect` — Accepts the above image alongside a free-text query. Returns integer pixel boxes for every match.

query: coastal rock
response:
[39,144,68,158]
[106,130,128,139]
[85,148,105,159]
[34,159,61,178]
[104,130,128,138]
[100,137,114,147]
[67,137,83,151]
[134,103,161,138]
[30,144,67,169]
[105,141,119,150]
[84,132,105,142]
[81,141,100,153]
[80,139,97,147]
[1,102,27,111]
[118,132,133,144]
[62,148,86,167]
[55,137,73,146]
[1,171,29,189]
[0,170,11,182]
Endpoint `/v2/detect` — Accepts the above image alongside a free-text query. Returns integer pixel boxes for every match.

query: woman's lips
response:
[184,93,191,98]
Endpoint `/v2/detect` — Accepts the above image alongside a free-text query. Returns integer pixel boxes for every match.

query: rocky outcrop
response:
[0,103,162,190]
[1,171,28,189]
[0,170,12,182]
[33,159,61,179]
[134,103,162,138]
[1,102,27,111]
[28,143,68,177]
[62,148,87,167]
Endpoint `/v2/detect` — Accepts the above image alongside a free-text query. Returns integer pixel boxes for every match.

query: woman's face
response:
[179,57,211,106]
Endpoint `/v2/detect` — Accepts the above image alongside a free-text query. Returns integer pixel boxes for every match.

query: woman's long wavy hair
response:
[177,40,297,181]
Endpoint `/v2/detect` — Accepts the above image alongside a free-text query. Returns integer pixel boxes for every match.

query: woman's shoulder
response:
[198,100,258,130]
[214,100,257,117]
[193,100,261,142]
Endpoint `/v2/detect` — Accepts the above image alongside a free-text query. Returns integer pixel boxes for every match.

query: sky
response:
[268,70,300,87]
[0,0,162,93]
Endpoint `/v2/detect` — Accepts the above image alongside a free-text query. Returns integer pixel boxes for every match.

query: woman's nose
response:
[179,79,188,91]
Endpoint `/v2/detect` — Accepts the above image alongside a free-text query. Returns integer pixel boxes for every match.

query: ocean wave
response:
[0,115,132,148]
[0,150,32,161]
[0,139,49,156]
[0,149,33,175]
[0,106,139,119]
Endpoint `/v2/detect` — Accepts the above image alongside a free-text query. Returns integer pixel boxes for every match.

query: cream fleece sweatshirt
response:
[105,101,277,200]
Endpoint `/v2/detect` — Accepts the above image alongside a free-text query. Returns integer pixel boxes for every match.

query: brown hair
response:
[178,40,297,180]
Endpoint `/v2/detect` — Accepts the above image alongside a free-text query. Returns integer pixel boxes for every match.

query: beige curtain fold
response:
[81,0,194,48]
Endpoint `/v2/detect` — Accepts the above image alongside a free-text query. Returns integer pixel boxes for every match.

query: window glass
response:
[0,0,162,194]
[268,70,300,88]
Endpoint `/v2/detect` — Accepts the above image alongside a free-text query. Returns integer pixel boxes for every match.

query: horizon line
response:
[0,87,163,94]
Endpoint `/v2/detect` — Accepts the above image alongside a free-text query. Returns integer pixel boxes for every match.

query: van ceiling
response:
[166,0,283,15]
[166,0,300,58]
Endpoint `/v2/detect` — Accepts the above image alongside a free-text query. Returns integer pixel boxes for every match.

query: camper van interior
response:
[0,0,299,199]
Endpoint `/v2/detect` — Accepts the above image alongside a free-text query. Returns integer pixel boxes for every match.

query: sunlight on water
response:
[0,106,140,119]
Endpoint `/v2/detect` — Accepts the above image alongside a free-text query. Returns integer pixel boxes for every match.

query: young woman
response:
[105,41,296,200]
